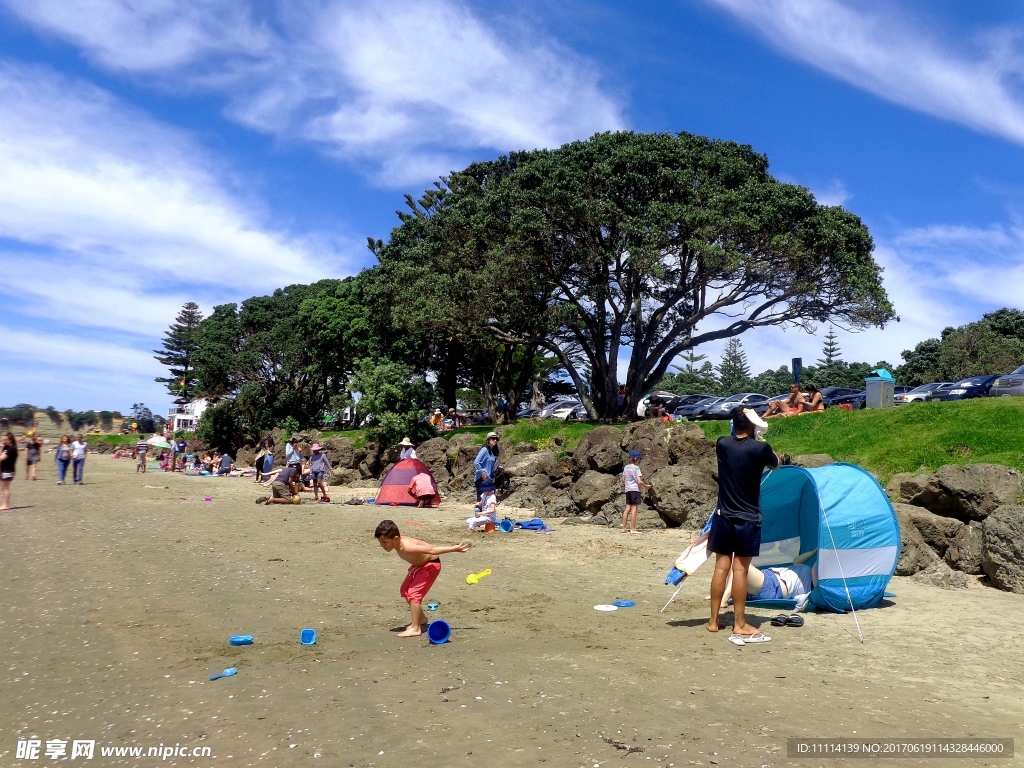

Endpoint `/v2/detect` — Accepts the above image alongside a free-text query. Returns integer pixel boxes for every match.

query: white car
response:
[549,401,584,420]
[894,382,951,404]
[537,400,580,419]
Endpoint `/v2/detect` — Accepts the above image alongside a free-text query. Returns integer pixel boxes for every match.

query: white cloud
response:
[812,180,851,207]
[1,0,625,185]
[0,61,357,409]
[706,0,1024,147]
[0,0,269,71]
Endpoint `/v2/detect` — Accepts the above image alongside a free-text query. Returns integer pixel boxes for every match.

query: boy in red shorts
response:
[374,520,470,637]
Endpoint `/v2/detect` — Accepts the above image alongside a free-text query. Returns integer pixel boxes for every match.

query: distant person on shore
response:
[801,384,825,414]
[708,407,780,639]
[261,463,302,504]
[71,434,88,485]
[473,432,499,501]
[0,432,17,510]
[398,437,417,461]
[25,435,41,481]
[285,436,303,474]
[620,450,650,534]
[135,435,149,473]
[465,480,498,531]
[763,383,806,418]
[374,519,469,637]
[429,409,444,429]
[216,452,234,476]
[308,442,332,502]
[55,435,72,485]
[408,470,436,508]
[253,439,268,483]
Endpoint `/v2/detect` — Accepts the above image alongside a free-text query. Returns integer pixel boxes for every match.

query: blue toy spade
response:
[209,667,237,681]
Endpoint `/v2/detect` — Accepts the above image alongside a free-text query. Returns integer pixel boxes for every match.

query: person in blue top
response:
[473,431,499,501]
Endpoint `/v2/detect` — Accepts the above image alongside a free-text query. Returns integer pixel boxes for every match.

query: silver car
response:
[702,392,770,420]
[990,366,1024,397]
[894,382,951,404]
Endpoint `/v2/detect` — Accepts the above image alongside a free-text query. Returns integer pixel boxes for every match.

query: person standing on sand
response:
[708,406,780,639]
[473,432,499,500]
[54,435,72,484]
[374,519,469,637]
[620,450,649,534]
[71,433,88,485]
[0,432,17,510]
[135,435,149,473]
[25,435,41,481]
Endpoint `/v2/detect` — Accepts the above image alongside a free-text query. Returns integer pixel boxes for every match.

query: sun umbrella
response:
[147,436,171,449]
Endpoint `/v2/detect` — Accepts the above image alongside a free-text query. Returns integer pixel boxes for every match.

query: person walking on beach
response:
[0,432,17,510]
[308,442,332,502]
[70,433,88,485]
[135,435,149,473]
[25,434,41,481]
[473,432,499,500]
[285,436,303,474]
[620,450,650,534]
[374,519,469,637]
[708,407,780,638]
[253,439,268,483]
[54,435,72,485]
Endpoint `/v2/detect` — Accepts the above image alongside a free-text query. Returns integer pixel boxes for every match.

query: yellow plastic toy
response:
[465,568,492,585]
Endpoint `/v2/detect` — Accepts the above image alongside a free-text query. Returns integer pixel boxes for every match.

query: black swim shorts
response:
[708,510,761,558]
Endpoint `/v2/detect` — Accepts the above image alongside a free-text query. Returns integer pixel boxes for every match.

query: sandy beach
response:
[1,457,1020,767]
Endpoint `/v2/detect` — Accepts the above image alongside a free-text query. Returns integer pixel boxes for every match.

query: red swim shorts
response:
[400,561,441,604]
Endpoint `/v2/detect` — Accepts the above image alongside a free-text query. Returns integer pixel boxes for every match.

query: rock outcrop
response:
[982,505,1024,593]
[907,464,1023,521]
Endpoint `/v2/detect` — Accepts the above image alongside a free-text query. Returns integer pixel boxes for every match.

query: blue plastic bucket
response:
[498,519,514,533]
[299,628,317,645]
[426,620,451,645]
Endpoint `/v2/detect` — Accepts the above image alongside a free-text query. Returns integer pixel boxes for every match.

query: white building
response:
[166,398,209,433]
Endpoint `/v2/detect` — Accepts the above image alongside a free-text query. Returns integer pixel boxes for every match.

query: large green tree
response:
[154,302,204,398]
[418,131,893,419]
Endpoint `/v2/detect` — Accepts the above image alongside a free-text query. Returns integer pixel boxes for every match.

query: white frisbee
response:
[593,604,619,612]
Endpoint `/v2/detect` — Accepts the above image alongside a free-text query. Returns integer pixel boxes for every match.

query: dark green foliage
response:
[44,406,62,425]
[350,358,436,448]
[896,307,1024,385]
[0,404,34,426]
[196,400,246,454]
[129,403,158,433]
[420,131,892,419]
[750,365,793,397]
[154,302,204,398]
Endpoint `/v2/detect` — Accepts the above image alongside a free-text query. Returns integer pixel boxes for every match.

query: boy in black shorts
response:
[620,449,649,533]
[708,406,779,637]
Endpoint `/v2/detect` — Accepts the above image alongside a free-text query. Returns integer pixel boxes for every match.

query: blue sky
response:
[2,0,1024,412]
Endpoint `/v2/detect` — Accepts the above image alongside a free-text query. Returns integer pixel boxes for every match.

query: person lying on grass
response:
[375,519,469,637]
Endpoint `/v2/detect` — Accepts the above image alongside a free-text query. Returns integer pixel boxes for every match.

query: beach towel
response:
[513,518,550,531]
[665,516,714,585]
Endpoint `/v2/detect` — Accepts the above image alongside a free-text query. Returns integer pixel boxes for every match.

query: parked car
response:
[894,385,914,395]
[830,391,866,409]
[925,375,1001,401]
[674,396,723,420]
[990,366,1024,397]
[817,387,865,407]
[549,400,585,420]
[749,393,791,416]
[702,392,770,420]
[537,400,580,419]
[893,382,952,404]
[516,407,542,419]
[563,404,590,421]
[637,391,679,418]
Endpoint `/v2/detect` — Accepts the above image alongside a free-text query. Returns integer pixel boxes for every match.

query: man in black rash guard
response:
[707,406,780,637]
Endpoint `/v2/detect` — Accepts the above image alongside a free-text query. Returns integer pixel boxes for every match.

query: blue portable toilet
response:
[754,464,900,612]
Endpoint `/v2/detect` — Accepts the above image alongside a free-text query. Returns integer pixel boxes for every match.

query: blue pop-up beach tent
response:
[754,463,900,613]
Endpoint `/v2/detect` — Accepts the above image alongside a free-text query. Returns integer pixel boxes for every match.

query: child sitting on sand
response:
[465,480,497,531]
[374,519,469,637]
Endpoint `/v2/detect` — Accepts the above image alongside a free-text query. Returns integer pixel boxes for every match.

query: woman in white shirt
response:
[398,437,417,461]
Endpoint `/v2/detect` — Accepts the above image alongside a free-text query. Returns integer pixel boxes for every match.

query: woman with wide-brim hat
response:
[398,436,417,461]
[473,431,499,501]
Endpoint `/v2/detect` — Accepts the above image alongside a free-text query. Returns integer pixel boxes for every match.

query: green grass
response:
[85,434,138,446]
[697,398,1024,482]
[319,429,368,448]
[494,420,619,453]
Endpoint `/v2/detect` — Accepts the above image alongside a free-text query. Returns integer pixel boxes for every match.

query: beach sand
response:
[1,457,1020,767]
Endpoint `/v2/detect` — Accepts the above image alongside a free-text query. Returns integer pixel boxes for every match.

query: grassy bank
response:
[698,397,1024,481]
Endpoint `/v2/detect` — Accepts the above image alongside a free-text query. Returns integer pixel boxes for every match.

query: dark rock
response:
[909,464,1023,521]
[550,475,573,490]
[911,561,969,590]
[569,471,618,515]
[944,524,983,575]
[321,437,356,469]
[885,472,914,498]
[892,503,943,576]
[982,505,1024,593]
[895,474,931,502]
[647,464,718,525]
[896,503,964,557]
[541,487,578,517]
[791,454,834,468]
[570,426,624,477]
[512,442,536,455]
[504,450,557,480]
[501,487,547,515]
[328,468,359,487]
[526,473,552,491]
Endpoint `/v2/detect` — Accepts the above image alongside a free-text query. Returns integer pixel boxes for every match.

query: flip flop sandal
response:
[728,634,746,646]
[770,614,789,627]
[743,632,771,643]
[784,614,804,627]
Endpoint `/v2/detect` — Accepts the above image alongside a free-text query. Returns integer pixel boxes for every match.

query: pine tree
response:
[154,302,204,399]
[673,350,709,374]
[818,327,842,367]
[716,338,751,394]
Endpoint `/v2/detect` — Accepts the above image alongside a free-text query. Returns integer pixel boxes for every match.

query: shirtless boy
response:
[374,520,470,637]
